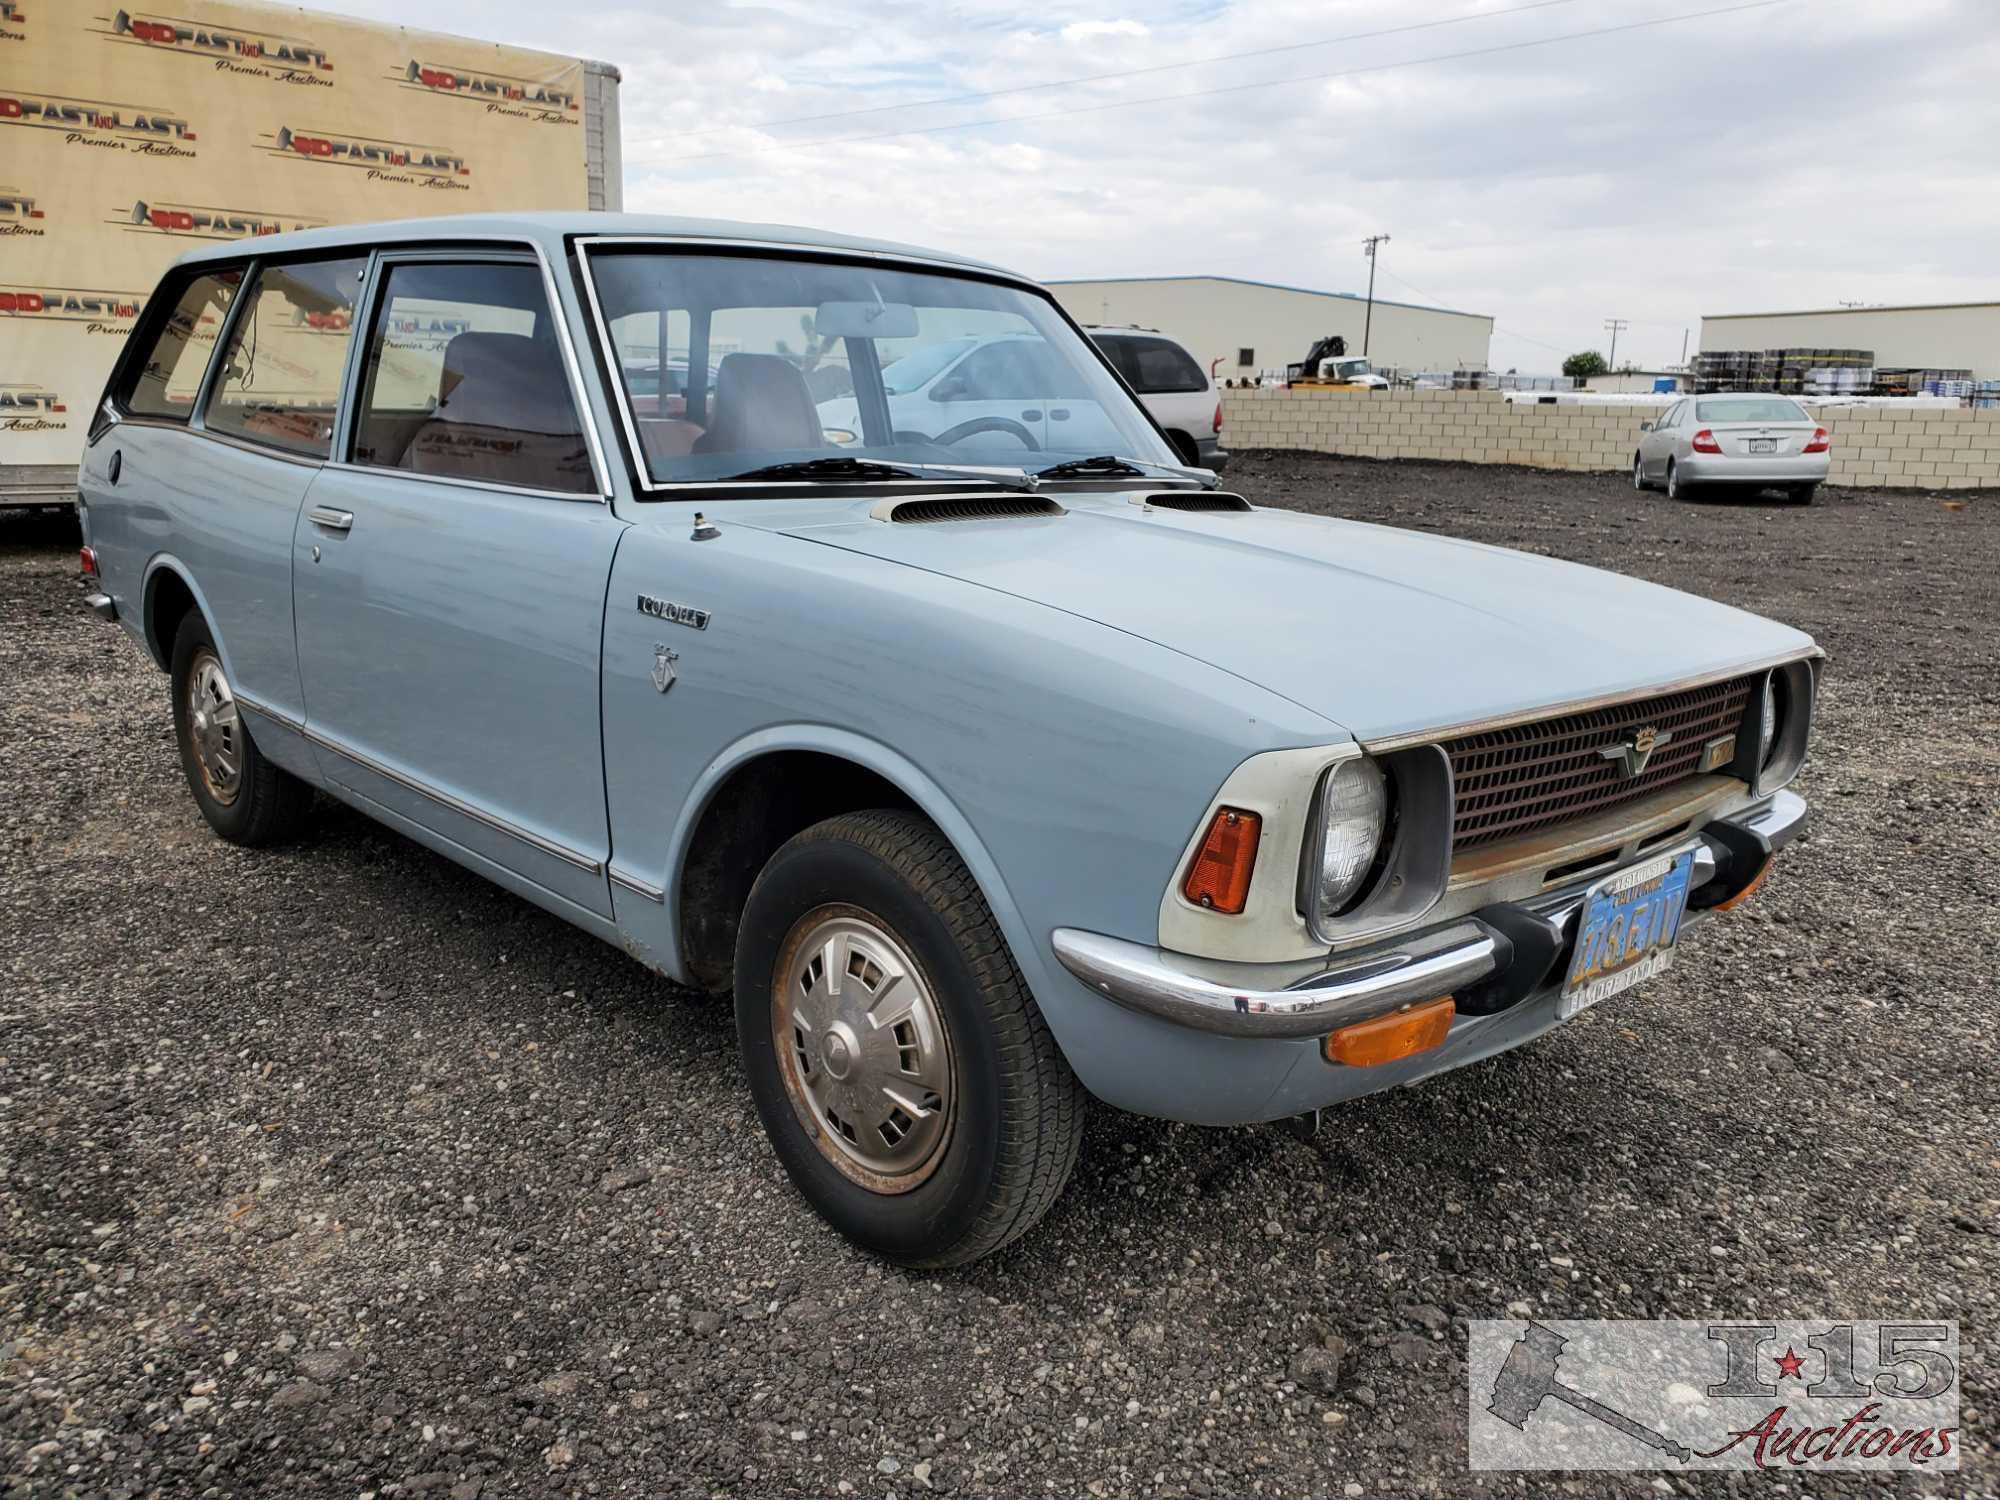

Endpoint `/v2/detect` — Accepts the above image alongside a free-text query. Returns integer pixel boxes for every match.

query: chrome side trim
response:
[319,461,604,506]
[1051,924,1498,1040]
[293,715,603,875]
[232,690,303,732]
[610,869,667,904]
[1360,645,1827,755]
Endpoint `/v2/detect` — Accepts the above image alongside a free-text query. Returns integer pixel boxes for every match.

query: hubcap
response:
[186,652,243,806]
[772,907,955,1194]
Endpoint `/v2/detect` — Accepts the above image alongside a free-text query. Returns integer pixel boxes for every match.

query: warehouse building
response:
[1700,301,2000,381]
[1046,275,1494,382]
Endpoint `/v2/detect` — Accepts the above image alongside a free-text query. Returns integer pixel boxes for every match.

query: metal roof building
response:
[1046,275,1494,381]
[1700,301,2000,381]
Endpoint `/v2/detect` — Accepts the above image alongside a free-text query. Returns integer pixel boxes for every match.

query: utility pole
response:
[1604,318,1629,372]
[1361,234,1390,357]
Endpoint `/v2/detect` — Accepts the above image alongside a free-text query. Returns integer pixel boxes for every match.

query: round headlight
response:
[1759,677,1779,767]
[1308,757,1389,920]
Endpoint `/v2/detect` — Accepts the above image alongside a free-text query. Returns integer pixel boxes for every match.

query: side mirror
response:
[1639,421,1653,432]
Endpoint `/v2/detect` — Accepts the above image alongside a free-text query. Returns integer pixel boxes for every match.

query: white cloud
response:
[1058,18,1150,44]
[308,0,2000,373]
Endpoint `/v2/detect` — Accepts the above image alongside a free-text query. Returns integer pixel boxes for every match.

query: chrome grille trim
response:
[1441,675,1755,853]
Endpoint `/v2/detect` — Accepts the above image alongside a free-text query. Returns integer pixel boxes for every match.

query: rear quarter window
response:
[123,270,243,422]
[1104,336,1207,395]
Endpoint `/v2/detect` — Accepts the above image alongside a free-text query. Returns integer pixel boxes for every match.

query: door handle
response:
[307,505,353,532]
[1049,408,1071,421]
[1020,409,1043,421]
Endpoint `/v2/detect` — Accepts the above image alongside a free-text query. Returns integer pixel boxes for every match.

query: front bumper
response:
[1053,789,1806,1042]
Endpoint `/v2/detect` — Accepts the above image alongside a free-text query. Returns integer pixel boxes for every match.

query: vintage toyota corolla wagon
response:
[76,213,1819,1265]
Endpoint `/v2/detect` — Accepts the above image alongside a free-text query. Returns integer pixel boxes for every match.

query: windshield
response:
[586,250,1180,487]
[1696,397,1811,423]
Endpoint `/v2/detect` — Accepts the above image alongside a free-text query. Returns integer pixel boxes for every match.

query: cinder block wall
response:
[1219,389,2000,489]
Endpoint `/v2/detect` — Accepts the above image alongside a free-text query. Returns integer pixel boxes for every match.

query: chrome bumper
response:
[84,591,117,622]
[1052,789,1807,1040]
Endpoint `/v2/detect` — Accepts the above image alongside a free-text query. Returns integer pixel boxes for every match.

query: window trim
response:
[337,244,610,504]
[196,253,369,463]
[572,234,1192,498]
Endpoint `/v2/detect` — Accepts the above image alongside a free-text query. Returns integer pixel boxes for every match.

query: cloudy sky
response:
[323,0,1997,373]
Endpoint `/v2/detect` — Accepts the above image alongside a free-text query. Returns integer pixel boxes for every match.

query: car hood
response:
[758,499,1815,743]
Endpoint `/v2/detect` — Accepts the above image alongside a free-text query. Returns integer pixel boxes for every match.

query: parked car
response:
[813,330,1129,460]
[77,212,1820,1267]
[1086,326,1228,470]
[1634,393,1830,503]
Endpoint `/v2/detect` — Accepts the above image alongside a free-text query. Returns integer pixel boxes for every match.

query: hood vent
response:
[871,495,1066,525]
[1136,491,1253,513]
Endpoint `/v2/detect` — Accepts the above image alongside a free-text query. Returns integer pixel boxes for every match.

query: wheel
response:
[927,417,1041,451]
[170,614,313,846]
[1787,483,1818,505]
[1665,460,1693,502]
[1632,453,1648,491]
[734,810,1085,1267]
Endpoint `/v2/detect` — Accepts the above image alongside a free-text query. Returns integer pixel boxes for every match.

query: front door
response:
[293,251,623,919]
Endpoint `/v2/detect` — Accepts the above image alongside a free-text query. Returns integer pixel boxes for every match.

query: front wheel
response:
[170,613,313,845]
[734,810,1084,1267]
[1632,453,1648,491]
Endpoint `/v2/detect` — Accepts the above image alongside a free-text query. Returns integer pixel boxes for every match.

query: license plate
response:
[1748,437,1778,453]
[1560,849,1694,1018]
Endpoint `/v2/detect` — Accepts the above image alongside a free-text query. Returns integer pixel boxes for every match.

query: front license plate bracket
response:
[1560,848,1695,1019]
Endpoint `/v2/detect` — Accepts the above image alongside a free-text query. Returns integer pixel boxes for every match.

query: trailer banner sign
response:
[0,0,592,466]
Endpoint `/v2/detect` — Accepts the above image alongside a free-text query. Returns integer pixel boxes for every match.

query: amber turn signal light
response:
[1324,997,1456,1067]
[1710,857,1773,912]
[1182,807,1261,914]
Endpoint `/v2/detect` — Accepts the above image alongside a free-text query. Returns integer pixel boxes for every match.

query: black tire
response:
[1631,453,1648,491]
[1787,483,1818,505]
[734,809,1084,1267]
[169,613,313,846]
[1665,460,1694,502]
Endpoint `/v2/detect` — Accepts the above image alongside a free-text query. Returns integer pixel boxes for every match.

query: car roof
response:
[164,211,1028,283]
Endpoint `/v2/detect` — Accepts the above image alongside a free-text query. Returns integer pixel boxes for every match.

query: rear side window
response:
[125,270,242,421]
[1102,335,1206,394]
[205,257,366,458]
[351,259,594,495]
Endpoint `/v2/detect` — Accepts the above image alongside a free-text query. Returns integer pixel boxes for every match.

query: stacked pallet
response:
[1696,347,1876,394]
[1873,367,1975,397]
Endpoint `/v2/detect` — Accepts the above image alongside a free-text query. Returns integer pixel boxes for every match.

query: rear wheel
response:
[1665,460,1693,502]
[170,614,313,846]
[734,810,1084,1267]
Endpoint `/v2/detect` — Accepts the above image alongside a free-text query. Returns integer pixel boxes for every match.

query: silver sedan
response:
[1633,393,1830,503]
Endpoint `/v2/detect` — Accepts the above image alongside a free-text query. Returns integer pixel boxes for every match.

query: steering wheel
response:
[909,417,1042,451]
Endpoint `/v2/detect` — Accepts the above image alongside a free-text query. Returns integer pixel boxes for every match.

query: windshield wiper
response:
[1030,454,1183,481]
[720,456,1029,487]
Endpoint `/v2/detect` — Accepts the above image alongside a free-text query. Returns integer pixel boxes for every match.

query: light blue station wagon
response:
[76,213,1819,1265]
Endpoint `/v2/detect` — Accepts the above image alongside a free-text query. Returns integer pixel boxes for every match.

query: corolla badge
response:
[651,645,678,694]
[1598,725,1672,780]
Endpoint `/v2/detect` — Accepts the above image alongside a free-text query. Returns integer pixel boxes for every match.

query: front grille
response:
[1441,675,1755,852]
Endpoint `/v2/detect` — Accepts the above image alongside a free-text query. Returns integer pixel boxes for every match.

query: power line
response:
[635,0,1797,167]
[633,0,1598,147]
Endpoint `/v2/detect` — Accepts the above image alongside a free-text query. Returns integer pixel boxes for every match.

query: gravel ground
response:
[3,457,1995,1500]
